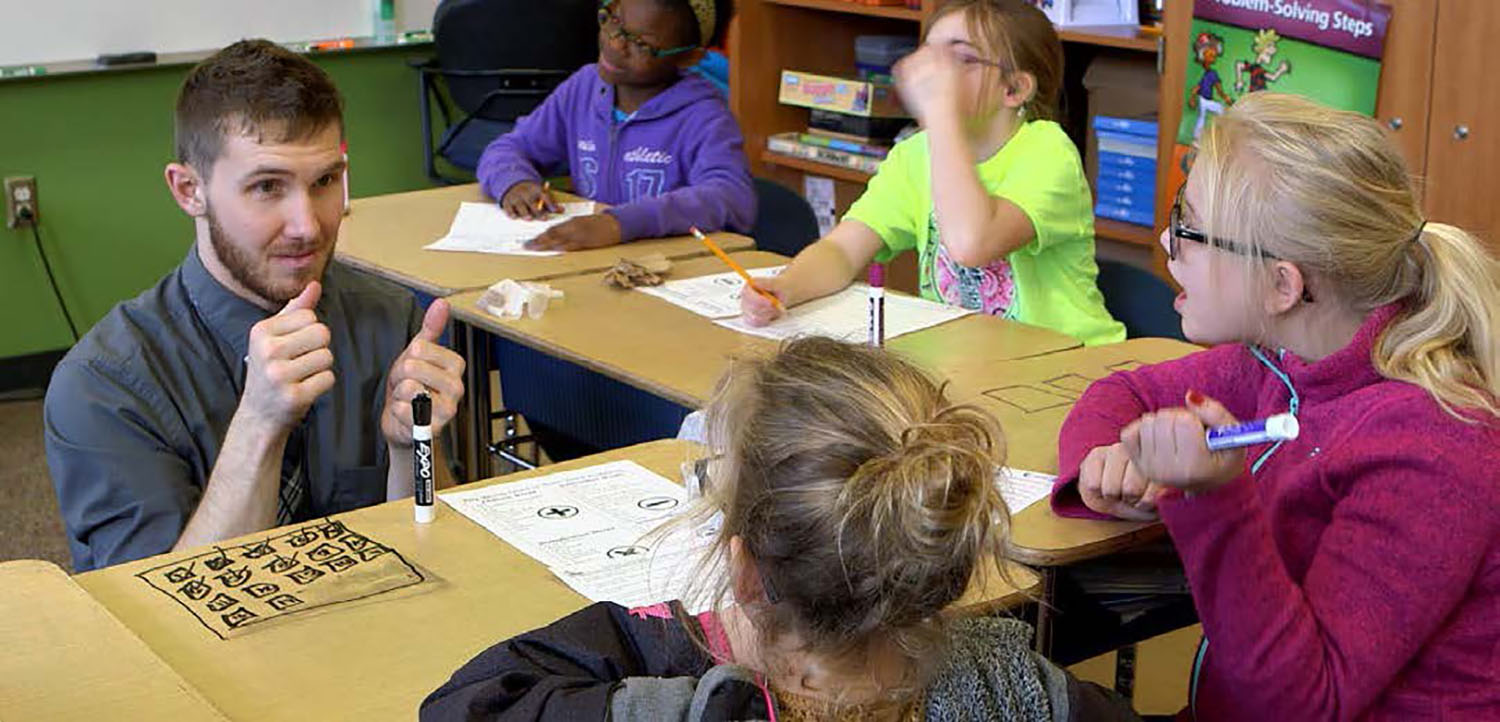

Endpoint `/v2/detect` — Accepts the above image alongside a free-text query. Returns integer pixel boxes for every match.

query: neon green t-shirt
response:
[845,120,1125,346]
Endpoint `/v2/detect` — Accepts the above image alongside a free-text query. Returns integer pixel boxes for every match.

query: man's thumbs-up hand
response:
[381,299,466,448]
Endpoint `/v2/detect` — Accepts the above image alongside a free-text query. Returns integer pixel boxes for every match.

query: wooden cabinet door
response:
[1424,0,1500,245]
[1375,0,1439,173]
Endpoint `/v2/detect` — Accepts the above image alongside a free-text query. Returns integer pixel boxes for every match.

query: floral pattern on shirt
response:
[921,210,1017,317]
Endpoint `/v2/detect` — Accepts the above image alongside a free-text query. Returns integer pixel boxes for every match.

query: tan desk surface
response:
[939,337,1202,566]
[447,251,1083,409]
[75,440,1037,722]
[335,183,754,296]
[1,560,228,721]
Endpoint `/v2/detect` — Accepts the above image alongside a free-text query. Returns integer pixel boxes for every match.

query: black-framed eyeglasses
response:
[598,0,697,58]
[1168,185,1275,261]
[1168,184,1314,302]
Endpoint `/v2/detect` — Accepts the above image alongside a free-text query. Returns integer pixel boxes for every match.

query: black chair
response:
[750,178,821,257]
[1095,258,1186,340]
[414,0,598,184]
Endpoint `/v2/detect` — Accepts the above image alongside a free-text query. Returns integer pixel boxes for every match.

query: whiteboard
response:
[0,0,442,68]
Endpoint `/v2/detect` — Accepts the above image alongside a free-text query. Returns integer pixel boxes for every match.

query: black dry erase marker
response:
[412,392,435,523]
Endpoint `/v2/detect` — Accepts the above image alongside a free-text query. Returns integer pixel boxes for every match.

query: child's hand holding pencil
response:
[691,227,787,326]
[499,180,560,220]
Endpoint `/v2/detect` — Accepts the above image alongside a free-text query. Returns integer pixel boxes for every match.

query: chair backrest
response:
[1095,258,1186,340]
[750,178,821,257]
[433,0,598,118]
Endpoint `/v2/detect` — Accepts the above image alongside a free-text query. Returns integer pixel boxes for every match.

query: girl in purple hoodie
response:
[478,0,753,251]
[1051,93,1500,720]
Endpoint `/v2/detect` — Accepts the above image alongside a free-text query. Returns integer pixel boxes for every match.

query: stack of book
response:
[1092,115,1158,227]
[769,70,910,176]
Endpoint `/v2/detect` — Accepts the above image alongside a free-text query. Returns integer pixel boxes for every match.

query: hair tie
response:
[1411,220,1428,245]
[688,0,716,47]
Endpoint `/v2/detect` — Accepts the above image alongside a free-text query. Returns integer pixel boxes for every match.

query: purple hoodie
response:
[477,65,756,242]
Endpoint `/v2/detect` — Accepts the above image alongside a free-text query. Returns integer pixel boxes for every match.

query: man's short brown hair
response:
[174,39,344,177]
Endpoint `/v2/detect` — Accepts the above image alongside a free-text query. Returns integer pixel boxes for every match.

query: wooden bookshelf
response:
[764,0,924,22]
[1057,24,1162,53]
[1096,218,1158,248]
[761,150,875,184]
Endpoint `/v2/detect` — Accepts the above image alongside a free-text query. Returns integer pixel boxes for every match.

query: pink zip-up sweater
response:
[1051,304,1500,721]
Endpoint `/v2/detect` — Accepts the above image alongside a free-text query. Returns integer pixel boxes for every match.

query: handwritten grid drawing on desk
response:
[136,519,424,639]
[981,363,1145,415]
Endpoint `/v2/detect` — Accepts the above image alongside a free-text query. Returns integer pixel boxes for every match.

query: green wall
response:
[0,47,439,359]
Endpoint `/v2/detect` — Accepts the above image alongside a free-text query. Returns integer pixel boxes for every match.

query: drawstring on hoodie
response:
[1191,344,1302,720]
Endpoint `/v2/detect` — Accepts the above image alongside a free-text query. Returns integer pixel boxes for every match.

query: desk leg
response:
[464,322,493,481]
[1034,567,1058,657]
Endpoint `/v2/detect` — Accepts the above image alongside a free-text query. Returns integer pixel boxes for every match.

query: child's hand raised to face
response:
[1120,390,1247,495]
[525,213,623,252]
[894,44,964,128]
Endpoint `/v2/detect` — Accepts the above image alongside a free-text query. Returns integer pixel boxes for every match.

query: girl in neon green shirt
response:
[742,0,1124,346]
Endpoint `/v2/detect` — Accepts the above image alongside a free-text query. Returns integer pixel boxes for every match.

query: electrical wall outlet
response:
[5,176,38,229]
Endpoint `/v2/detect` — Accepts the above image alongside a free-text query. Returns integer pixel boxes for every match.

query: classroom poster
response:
[1170,0,1392,192]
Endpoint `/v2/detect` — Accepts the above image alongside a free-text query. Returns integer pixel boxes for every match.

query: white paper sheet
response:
[440,461,721,611]
[423,201,596,256]
[635,266,786,318]
[996,467,1056,514]
[715,286,971,342]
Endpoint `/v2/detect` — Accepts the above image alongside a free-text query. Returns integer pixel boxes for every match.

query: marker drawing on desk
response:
[1206,413,1299,451]
[867,263,885,347]
[413,392,435,523]
[691,227,784,311]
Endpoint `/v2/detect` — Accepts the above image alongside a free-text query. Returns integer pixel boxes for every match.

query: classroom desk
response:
[936,337,1203,653]
[0,560,228,721]
[74,439,1038,722]
[446,251,1084,452]
[334,183,754,297]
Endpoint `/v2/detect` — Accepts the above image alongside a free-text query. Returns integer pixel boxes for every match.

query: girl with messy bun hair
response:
[422,338,1137,721]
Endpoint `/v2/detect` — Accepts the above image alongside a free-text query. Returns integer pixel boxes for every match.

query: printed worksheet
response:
[635,266,785,318]
[996,467,1056,514]
[715,286,971,342]
[423,201,595,256]
[441,461,721,611]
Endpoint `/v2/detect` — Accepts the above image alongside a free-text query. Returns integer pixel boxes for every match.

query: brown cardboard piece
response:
[0,560,229,721]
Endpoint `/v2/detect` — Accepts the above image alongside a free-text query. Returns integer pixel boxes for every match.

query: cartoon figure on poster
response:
[1236,29,1292,94]
[1189,31,1232,141]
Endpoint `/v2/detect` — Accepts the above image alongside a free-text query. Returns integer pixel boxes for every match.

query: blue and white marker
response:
[1206,413,1299,451]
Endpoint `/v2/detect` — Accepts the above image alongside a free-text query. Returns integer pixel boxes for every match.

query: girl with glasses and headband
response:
[740,0,1125,347]
[1052,92,1500,720]
[478,0,750,251]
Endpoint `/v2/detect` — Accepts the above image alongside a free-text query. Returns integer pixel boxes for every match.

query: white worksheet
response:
[423,201,596,256]
[635,266,786,318]
[996,467,1056,514]
[441,461,722,610]
[715,286,971,342]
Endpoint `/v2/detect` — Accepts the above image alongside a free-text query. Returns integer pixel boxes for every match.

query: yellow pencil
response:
[691,227,784,311]
[534,181,551,213]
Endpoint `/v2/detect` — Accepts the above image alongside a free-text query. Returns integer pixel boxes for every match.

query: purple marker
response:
[1206,413,1299,451]
[867,263,885,348]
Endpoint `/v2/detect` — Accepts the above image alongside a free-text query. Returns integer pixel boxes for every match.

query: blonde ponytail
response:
[1375,223,1500,419]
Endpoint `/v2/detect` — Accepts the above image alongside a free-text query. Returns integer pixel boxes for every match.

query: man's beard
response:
[206,206,330,305]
